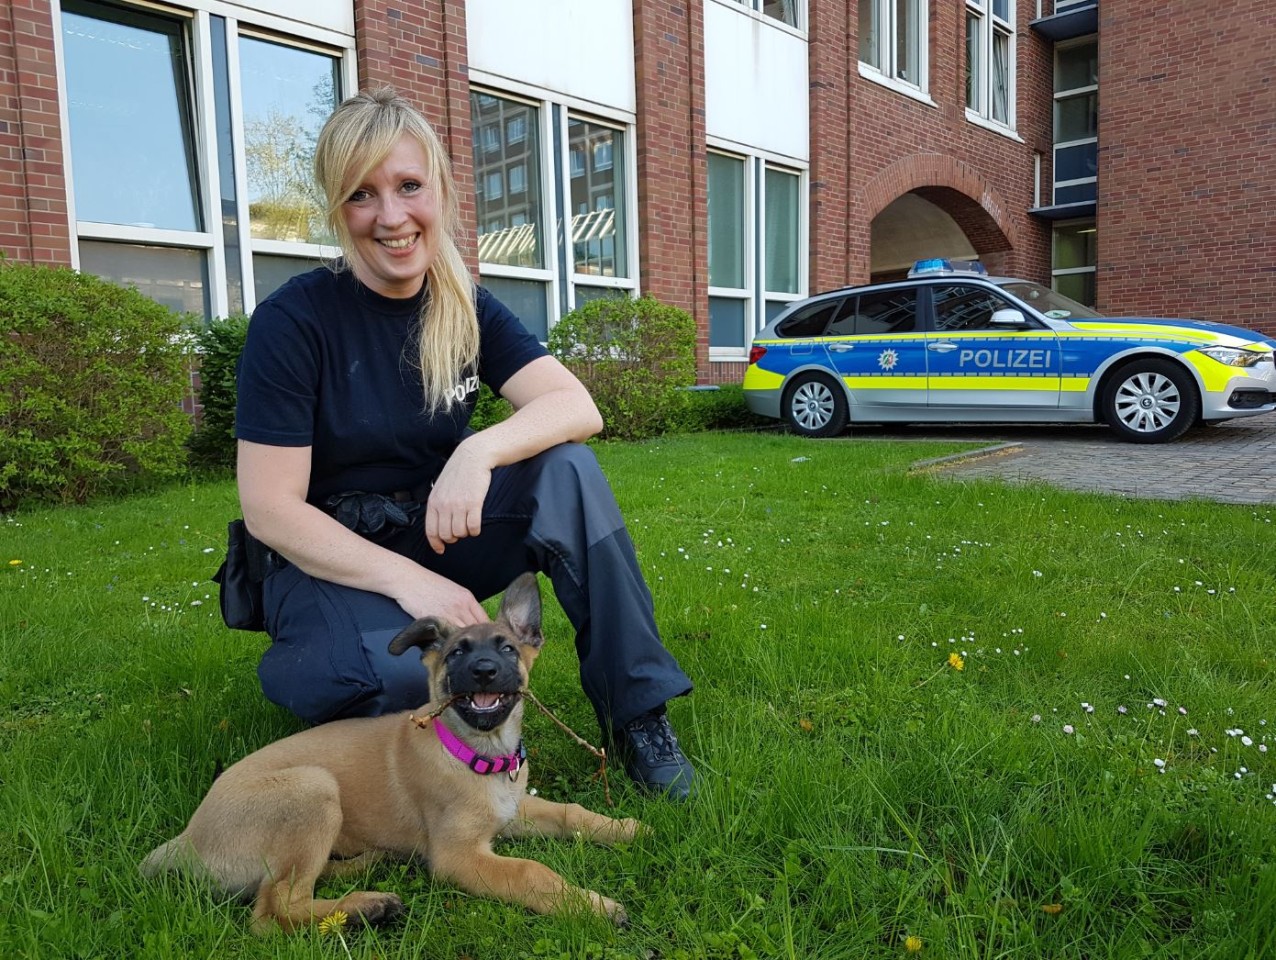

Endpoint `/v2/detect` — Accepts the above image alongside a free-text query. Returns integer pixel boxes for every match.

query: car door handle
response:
[828,343,854,353]
[927,342,958,353]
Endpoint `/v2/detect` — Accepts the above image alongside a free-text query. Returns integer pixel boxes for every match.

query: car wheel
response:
[783,372,848,438]
[1102,358,1200,443]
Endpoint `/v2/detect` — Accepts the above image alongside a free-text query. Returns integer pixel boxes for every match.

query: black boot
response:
[609,706,695,800]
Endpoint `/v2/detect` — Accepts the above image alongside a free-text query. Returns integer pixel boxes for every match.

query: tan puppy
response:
[140,573,641,933]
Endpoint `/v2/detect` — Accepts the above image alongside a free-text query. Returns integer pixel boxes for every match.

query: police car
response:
[743,259,1276,443]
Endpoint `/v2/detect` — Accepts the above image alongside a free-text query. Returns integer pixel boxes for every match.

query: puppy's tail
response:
[139,837,188,879]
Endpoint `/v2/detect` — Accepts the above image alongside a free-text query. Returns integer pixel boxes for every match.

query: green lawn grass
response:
[2,431,1275,959]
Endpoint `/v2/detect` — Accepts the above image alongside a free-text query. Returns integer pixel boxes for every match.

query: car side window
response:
[932,284,1023,332]
[775,298,845,338]
[827,288,918,336]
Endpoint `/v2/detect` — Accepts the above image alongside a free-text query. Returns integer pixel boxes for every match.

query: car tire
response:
[1102,358,1200,443]
[783,372,848,438]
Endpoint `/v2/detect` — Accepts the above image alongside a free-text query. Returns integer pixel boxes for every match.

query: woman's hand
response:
[424,443,492,554]
[393,568,490,625]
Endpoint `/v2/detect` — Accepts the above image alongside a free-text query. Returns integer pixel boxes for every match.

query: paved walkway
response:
[874,410,1276,505]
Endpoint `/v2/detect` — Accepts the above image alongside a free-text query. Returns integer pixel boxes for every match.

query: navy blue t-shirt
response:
[235,267,547,504]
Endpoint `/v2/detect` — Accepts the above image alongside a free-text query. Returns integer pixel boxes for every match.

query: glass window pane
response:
[762,0,798,28]
[252,253,323,305]
[79,240,209,316]
[896,0,920,85]
[61,0,201,230]
[709,296,748,348]
[992,31,1010,123]
[859,0,879,66]
[1055,141,1097,182]
[1056,93,1097,142]
[481,276,549,341]
[472,94,544,269]
[1054,271,1095,307]
[1052,223,1096,270]
[239,36,340,245]
[764,168,799,295]
[574,285,628,310]
[568,118,628,279]
[965,13,981,109]
[1054,181,1097,204]
[932,284,1014,331]
[708,153,746,289]
[1056,40,1098,91]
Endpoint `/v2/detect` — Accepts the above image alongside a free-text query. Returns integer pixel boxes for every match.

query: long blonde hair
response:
[314,88,477,413]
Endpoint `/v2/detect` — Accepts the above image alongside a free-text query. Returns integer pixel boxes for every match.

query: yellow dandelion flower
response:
[318,910,349,936]
[8,559,21,566]
[1040,903,1063,915]
[904,934,924,952]
[947,652,964,671]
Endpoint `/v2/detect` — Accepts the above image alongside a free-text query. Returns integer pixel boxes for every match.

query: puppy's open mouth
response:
[461,692,515,713]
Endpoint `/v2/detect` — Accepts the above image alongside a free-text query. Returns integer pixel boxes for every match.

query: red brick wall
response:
[633,0,710,377]
[354,0,477,270]
[831,0,1053,288]
[1099,0,1275,332]
[0,0,72,265]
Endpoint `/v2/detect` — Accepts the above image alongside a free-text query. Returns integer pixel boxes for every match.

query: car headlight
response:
[1198,346,1272,368]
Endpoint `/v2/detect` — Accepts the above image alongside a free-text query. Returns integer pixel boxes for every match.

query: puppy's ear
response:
[498,573,543,648]
[387,616,453,656]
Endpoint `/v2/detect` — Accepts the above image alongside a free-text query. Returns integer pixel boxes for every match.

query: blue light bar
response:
[908,258,988,278]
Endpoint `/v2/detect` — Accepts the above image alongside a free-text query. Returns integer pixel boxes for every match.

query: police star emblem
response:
[878,348,899,371]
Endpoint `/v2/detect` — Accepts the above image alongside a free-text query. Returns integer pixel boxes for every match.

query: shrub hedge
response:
[547,295,697,441]
[187,314,250,471]
[0,261,192,509]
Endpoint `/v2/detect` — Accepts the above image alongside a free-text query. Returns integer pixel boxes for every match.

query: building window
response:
[569,119,626,281]
[59,0,350,318]
[731,0,802,29]
[1053,38,1097,205]
[239,36,339,246]
[858,0,926,90]
[708,151,804,355]
[471,90,636,336]
[62,0,202,232]
[966,0,1014,128]
[1052,221,1096,306]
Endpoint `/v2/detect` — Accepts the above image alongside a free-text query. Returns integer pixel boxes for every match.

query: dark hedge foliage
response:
[187,314,250,471]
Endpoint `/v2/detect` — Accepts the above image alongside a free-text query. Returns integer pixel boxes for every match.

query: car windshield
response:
[997,281,1102,321]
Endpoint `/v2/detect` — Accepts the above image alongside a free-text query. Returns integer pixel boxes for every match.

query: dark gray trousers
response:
[257,443,691,734]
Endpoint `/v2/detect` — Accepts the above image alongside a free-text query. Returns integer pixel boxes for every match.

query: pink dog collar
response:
[433,718,524,776]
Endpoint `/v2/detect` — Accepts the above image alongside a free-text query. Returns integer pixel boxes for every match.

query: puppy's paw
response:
[614,816,649,842]
[346,891,406,927]
[600,896,629,928]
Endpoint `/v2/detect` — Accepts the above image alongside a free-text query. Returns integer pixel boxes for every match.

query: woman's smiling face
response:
[341,134,441,299]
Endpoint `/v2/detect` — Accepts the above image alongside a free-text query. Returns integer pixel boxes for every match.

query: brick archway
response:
[860,153,1016,273]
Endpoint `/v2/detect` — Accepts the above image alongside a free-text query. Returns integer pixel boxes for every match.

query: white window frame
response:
[707,143,808,362]
[52,0,353,319]
[857,0,930,99]
[965,0,1017,135]
[469,78,640,335]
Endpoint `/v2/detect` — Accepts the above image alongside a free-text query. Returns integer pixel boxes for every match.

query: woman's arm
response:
[237,439,490,625]
[423,355,602,554]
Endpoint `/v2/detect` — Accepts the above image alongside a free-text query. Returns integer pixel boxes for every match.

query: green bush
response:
[187,314,250,471]
[0,261,193,509]
[547,295,697,441]
[678,384,773,433]
[470,382,513,431]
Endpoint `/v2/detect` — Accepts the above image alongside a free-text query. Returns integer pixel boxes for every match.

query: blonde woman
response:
[234,89,694,799]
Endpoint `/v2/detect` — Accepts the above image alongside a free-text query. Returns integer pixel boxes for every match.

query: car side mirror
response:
[990,308,1029,328]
